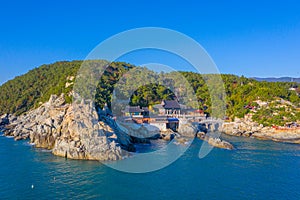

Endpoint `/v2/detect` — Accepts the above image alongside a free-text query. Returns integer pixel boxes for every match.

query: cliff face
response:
[1,94,133,161]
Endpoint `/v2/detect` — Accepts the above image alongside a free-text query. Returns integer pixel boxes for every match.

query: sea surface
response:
[0,132,300,200]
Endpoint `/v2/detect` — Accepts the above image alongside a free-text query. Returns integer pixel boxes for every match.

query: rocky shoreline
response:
[0,94,237,161]
[3,93,298,162]
[0,94,133,161]
[220,116,300,144]
[10,92,300,162]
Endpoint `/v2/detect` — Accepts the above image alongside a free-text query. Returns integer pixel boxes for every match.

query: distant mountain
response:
[252,77,300,83]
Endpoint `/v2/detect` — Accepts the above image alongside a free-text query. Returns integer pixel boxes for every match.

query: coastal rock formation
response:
[178,119,197,137]
[207,137,234,150]
[3,94,133,161]
[174,137,189,145]
[116,122,160,143]
[160,129,176,141]
[196,132,234,150]
[0,114,9,127]
[221,117,300,144]
[252,128,300,143]
[176,120,234,150]
[0,114,17,132]
[177,119,233,149]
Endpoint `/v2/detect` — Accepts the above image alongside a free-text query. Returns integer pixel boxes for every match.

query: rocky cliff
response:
[1,94,134,161]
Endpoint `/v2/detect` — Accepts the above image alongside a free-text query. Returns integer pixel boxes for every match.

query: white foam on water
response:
[38,149,52,153]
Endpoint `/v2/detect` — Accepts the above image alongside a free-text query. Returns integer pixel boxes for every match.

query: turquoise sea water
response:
[0,133,300,200]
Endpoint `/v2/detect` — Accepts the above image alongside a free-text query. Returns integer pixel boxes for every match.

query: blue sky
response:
[1,0,300,84]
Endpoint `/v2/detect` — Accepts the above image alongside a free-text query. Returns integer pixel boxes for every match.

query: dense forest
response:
[0,60,299,126]
[0,61,81,115]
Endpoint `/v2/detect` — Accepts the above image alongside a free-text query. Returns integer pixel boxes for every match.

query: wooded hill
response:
[0,60,299,126]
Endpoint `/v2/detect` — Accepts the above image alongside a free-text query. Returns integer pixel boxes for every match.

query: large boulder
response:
[207,137,234,150]
[196,131,234,150]
[178,119,197,137]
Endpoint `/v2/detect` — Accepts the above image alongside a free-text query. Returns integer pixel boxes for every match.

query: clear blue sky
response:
[1,0,300,84]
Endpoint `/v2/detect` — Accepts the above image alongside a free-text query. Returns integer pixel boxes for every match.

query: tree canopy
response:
[0,60,299,126]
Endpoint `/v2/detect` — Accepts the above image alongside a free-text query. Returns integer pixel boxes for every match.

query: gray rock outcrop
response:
[3,94,133,161]
[207,137,234,150]
[178,119,197,138]
[221,117,300,144]
[196,132,234,150]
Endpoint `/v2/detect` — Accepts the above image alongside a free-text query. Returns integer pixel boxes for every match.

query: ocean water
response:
[0,133,300,200]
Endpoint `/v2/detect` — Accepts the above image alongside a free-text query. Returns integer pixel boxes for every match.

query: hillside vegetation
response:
[0,61,81,115]
[0,60,299,126]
